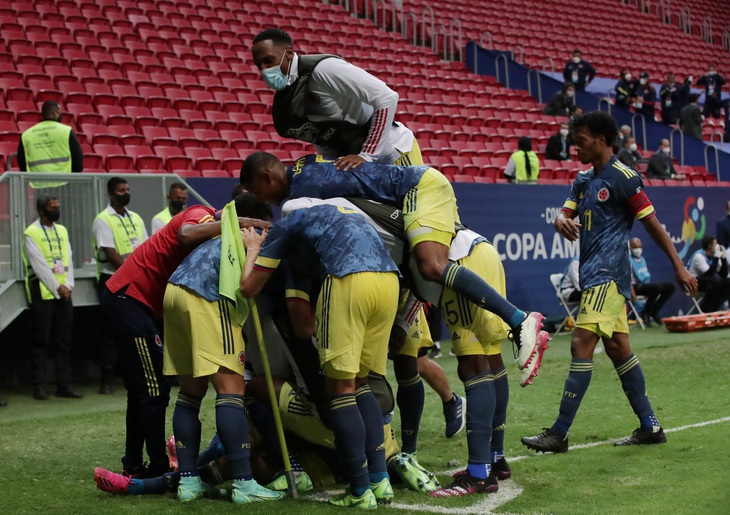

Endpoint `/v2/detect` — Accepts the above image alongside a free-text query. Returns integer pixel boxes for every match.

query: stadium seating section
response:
[0,0,726,185]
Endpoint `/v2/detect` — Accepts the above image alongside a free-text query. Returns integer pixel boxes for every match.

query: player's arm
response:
[284,265,316,339]
[555,203,581,240]
[239,227,271,298]
[178,216,270,247]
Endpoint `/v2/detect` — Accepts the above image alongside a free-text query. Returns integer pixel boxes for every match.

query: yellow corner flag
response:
[218,201,249,324]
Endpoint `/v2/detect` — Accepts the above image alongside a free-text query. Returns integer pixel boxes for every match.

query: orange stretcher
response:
[662,311,730,332]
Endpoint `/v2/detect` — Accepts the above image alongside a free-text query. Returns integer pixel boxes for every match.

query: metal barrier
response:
[402,10,418,45]
[494,54,510,88]
[701,16,713,44]
[704,143,721,180]
[526,68,543,104]
[723,25,730,52]
[480,30,493,50]
[669,127,685,165]
[511,45,524,66]
[657,0,670,24]
[631,113,648,152]
[541,57,555,74]
[434,23,448,60]
[449,18,462,62]
[420,6,435,52]
[597,98,612,114]
[679,6,691,34]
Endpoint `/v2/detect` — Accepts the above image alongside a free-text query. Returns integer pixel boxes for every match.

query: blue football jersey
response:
[254,204,399,279]
[563,157,655,298]
[287,154,428,206]
[169,237,222,301]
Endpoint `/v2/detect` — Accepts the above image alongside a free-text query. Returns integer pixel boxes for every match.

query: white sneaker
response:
[519,331,550,387]
[511,312,548,369]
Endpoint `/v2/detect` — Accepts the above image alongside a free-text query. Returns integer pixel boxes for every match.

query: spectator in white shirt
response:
[687,236,730,312]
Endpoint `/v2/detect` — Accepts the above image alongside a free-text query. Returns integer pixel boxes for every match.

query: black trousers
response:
[96,273,117,371]
[29,280,73,388]
[634,282,676,317]
[698,276,730,312]
[99,285,170,475]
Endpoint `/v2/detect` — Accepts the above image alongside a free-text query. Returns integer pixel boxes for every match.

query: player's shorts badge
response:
[154,334,163,348]
[238,351,245,366]
[597,188,610,202]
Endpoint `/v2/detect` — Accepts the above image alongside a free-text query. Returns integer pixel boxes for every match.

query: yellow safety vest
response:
[510,150,541,184]
[21,120,73,188]
[152,207,173,230]
[93,209,146,279]
[22,222,70,301]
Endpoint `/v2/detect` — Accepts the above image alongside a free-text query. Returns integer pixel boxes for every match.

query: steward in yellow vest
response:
[504,136,540,184]
[150,182,188,234]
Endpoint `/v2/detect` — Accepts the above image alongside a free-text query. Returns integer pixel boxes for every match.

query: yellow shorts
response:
[278,381,335,449]
[403,167,461,247]
[441,242,509,357]
[162,284,245,378]
[394,137,423,166]
[398,304,434,358]
[575,281,629,338]
[316,272,399,378]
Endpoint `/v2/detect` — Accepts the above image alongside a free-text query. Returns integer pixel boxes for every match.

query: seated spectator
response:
[504,136,540,184]
[563,49,595,92]
[558,255,581,302]
[615,69,638,109]
[617,137,641,169]
[687,236,730,312]
[545,122,572,161]
[646,139,685,180]
[659,73,692,124]
[543,84,575,116]
[629,237,675,326]
[634,71,657,118]
[612,125,632,153]
[679,94,703,140]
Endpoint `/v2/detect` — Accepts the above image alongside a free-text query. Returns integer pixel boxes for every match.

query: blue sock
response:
[614,354,660,431]
[441,262,525,329]
[396,374,424,455]
[552,359,593,438]
[215,394,252,481]
[464,373,495,479]
[288,450,304,473]
[490,366,509,463]
[196,434,224,467]
[329,393,370,496]
[245,399,282,457]
[172,393,202,477]
[356,384,389,484]
[129,471,179,495]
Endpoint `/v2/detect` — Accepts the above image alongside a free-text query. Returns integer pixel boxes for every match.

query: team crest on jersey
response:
[238,351,245,366]
[154,334,163,348]
[597,188,609,202]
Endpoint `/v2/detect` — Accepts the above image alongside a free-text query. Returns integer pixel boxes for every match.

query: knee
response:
[456,355,486,382]
[414,255,447,283]
[394,356,418,379]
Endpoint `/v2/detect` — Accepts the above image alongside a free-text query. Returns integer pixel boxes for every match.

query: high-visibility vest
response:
[22,222,70,301]
[92,209,146,279]
[151,207,173,233]
[510,150,541,183]
[21,120,72,188]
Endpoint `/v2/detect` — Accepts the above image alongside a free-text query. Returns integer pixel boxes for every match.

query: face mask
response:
[624,73,632,81]
[45,209,60,222]
[661,147,671,155]
[262,52,289,91]
[572,56,580,63]
[629,143,637,152]
[114,193,131,206]
[631,248,642,258]
[566,90,574,98]
[559,129,569,137]
[170,200,186,212]
[639,78,647,85]
[55,115,63,123]
[708,70,716,76]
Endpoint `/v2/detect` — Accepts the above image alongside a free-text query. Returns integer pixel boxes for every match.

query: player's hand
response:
[241,227,266,252]
[238,217,271,231]
[388,325,407,358]
[57,284,71,300]
[334,154,366,171]
[675,268,698,297]
[554,214,581,241]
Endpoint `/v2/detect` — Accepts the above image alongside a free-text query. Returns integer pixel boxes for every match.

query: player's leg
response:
[487,353,510,480]
[418,356,466,438]
[604,333,666,446]
[393,354,424,454]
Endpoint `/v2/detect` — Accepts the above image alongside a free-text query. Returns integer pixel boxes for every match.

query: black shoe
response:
[491,457,511,480]
[56,388,83,399]
[0,399,7,407]
[99,368,114,395]
[614,427,667,446]
[652,313,664,326]
[430,471,498,497]
[33,386,49,401]
[521,428,569,453]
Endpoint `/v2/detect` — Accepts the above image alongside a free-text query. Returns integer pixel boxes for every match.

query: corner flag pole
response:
[248,297,298,498]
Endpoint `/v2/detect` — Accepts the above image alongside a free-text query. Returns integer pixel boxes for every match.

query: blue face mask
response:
[262,52,289,91]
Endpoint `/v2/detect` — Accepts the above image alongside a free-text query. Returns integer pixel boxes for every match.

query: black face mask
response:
[114,193,131,207]
[45,209,61,222]
[55,115,63,123]
[170,200,186,212]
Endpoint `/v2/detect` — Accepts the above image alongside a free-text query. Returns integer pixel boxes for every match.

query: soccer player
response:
[239,204,400,509]
[521,112,698,453]
[240,153,549,373]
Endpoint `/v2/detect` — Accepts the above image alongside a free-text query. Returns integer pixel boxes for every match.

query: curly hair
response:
[569,111,618,147]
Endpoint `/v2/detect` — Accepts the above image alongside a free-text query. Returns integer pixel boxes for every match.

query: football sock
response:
[245,400,281,457]
[289,450,304,473]
[552,359,593,438]
[129,471,180,495]
[396,374,424,454]
[215,394,252,481]
[614,354,660,431]
[196,434,224,466]
[491,365,509,462]
[356,384,389,485]
[464,373,495,479]
[329,393,370,496]
[441,262,526,329]
[172,393,202,477]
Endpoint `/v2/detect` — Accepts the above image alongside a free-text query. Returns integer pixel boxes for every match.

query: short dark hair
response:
[702,235,716,250]
[252,28,292,46]
[234,192,273,221]
[36,195,57,211]
[570,111,618,147]
[169,182,187,194]
[573,49,582,55]
[41,101,60,119]
[240,152,280,185]
[107,176,128,194]
[688,93,699,103]
[231,183,245,200]
[562,83,574,94]
[569,104,583,115]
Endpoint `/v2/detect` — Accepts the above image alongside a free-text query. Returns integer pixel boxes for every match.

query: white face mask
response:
[708,70,716,76]
[572,56,580,63]
[261,52,289,91]
[629,143,638,152]
[639,78,647,85]
[566,90,575,98]
[662,146,671,155]
[559,128,569,137]
[631,248,642,258]
[624,73,632,81]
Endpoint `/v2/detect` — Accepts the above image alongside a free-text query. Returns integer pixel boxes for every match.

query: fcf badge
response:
[597,188,609,202]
